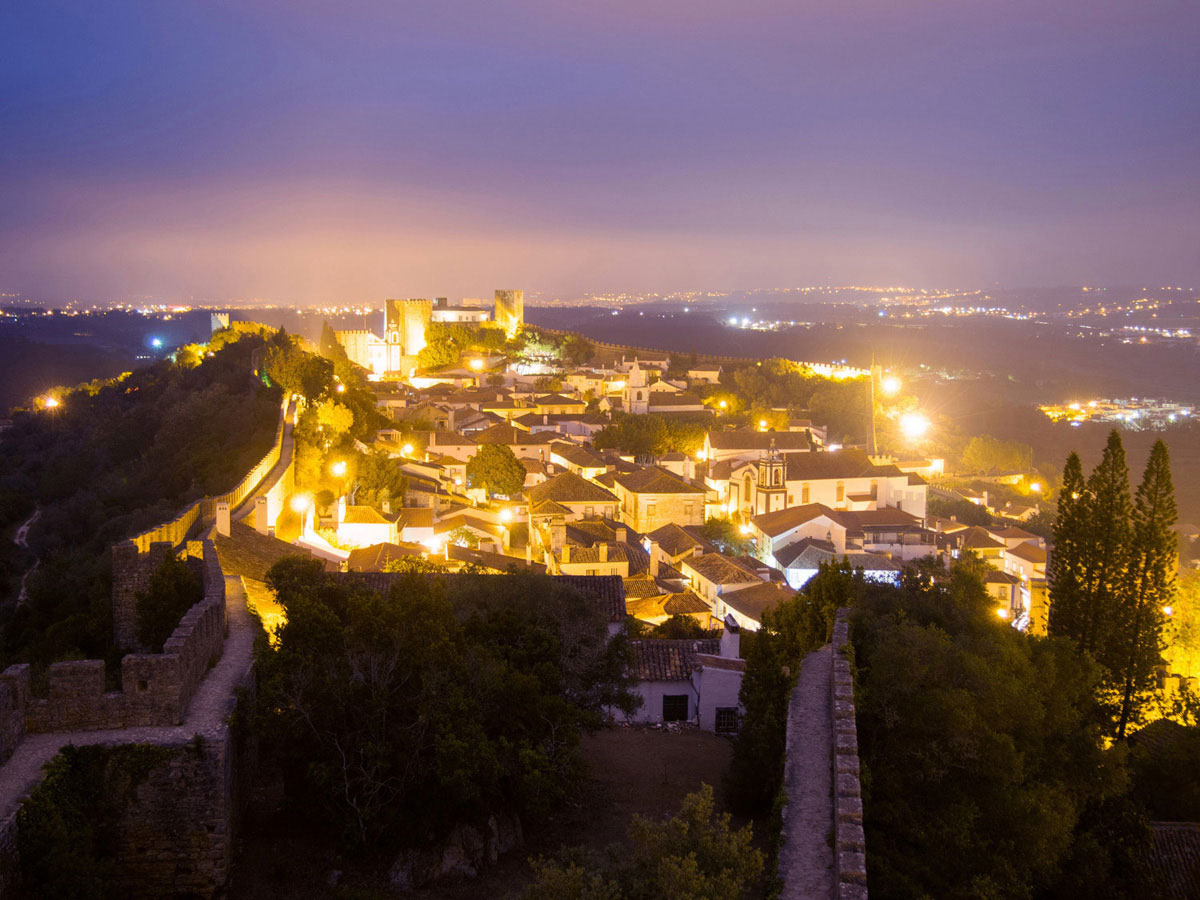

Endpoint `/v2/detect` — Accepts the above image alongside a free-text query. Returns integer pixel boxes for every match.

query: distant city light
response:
[150,337,163,349]
[900,412,930,440]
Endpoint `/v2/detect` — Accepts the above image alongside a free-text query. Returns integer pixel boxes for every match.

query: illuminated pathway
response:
[776,644,836,899]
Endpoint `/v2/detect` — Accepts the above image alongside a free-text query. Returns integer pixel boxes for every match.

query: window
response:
[836,481,845,502]
[715,707,740,734]
[647,503,657,518]
[787,494,794,505]
[684,501,694,517]
[662,695,689,722]
[802,484,810,504]
[585,506,594,517]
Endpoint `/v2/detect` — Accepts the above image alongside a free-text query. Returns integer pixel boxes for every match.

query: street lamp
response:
[880,375,902,396]
[43,396,60,410]
[899,412,930,441]
[330,460,347,478]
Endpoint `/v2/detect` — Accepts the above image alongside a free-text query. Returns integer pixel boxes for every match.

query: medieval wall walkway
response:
[777,643,835,900]
[0,577,256,822]
[231,400,296,524]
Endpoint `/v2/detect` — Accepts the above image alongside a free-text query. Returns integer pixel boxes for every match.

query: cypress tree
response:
[1079,430,1132,663]
[1115,440,1175,740]
[1048,452,1088,642]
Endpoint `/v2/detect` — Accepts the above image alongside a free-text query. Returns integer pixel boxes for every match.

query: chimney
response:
[381,498,392,515]
[255,497,269,535]
[616,526,627,543]
[649,541,660,578]
[562,545,571,563]
[543,414,549,424]
[599,542,608,563]
[693,545,702,557]
[216,502,231,538]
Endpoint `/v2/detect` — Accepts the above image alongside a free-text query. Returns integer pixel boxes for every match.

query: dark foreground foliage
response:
[0,333,280,673]
[255,557,639,855]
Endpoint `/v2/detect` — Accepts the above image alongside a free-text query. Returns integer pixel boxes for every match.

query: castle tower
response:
[756,440,787,515]
[383,298,433,366]
[210,312,230,334]
[494,289,524,338]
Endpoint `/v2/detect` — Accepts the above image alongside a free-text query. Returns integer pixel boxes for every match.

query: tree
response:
[1115,440,1175,739]
[698,517,753,556]
[851,562,1153,900]
[264,334,332,401]
[521,785,763,900]
[466,443,527,498]
[135,552,202,652]
[1080,431,1133,666]
[562,334,594,367]
[960,435,1033,475]
[353,449,407,511]
[257,560,637,852]
[1048,452,1088,642]
[314,399,355,437]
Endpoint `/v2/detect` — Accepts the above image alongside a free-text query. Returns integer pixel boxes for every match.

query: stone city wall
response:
[128,395,289,553]
[0,681,255,900]
[0,542,226,740]
[831,608,868,900]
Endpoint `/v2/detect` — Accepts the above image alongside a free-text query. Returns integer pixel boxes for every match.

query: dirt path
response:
[777,643,834,900]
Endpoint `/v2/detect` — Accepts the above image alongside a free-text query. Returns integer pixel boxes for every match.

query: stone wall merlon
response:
[18,541,227,735]
[831,607,868,899]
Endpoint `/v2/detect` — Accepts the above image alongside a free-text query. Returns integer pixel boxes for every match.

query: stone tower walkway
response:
[777,643,835,900]
[0,577,256,822]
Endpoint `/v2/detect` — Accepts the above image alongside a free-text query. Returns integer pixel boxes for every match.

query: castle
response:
[335,289,523,377]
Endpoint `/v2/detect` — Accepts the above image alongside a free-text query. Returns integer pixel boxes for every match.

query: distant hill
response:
[0,337,134,412]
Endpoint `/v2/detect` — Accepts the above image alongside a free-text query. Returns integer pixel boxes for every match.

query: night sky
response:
[3,0,1197,304]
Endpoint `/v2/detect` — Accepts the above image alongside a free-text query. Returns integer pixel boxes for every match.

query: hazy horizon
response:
[3,0,1198,304]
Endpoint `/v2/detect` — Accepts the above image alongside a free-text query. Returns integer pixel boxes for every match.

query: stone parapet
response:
[831,608,868,899]
[4,542,227,735]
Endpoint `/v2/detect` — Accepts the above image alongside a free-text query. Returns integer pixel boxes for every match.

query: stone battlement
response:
[830,609,868,900]
[0,541,226,750]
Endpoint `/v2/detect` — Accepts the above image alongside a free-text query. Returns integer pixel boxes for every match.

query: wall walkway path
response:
[0,576,256,833]
[776,644,835,899]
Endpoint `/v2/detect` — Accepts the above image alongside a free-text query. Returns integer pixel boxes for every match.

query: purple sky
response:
[2,0,1198,304]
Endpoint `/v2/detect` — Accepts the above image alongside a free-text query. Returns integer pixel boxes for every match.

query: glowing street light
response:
[335,383,346,393]
[499,508,513,524]
[899,412,930,441]
[880,375,902,396]
[719,399,728,409]
[469,358,484,371]
[758,419,768,431]
[401,443,414,457]
[330,460,347,478]
[150,337,164,349]
[290,493,313,513]
[1029,482,1042,493]
[996,607,1009,620]
[43,396,60,409]
[1163,605,1174,617]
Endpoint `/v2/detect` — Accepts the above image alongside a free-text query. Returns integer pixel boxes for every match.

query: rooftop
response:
[612,466,706,495]
[631,638,721,681]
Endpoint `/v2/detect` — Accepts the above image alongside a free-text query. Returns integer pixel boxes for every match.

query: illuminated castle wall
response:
[494,289,524,338]
[336,291,521,377]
